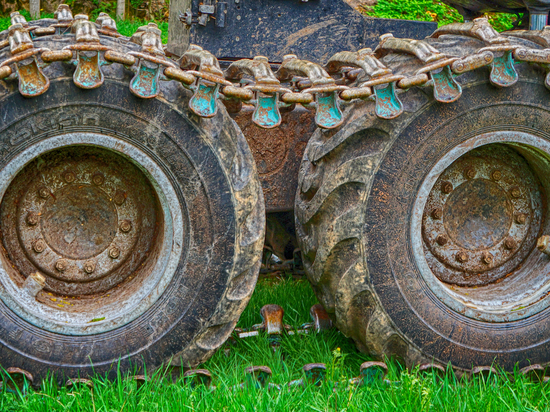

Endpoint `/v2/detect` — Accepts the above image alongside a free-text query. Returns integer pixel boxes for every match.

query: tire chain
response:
[1,5,550,390]
[1,303,548,393]
[2,8,550,129]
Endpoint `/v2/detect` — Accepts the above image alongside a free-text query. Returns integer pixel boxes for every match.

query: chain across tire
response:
[3,4,550,381]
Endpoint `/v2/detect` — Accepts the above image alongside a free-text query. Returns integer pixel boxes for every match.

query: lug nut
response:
[37,187,50,199]
[108,246,120,259]
[436,235,448,246]
[482,253,493,265]
[63,171,76,183]
[55,259,68,272]
[537,235,550,256]
[464,168,476,179]
[119,220,132,233]
[92,172,105,185]
[441,181,453,194]
[83,260,95,274]
[515,213,527,225]
[32,239,46,253]
[431,208,443,220]
[26,211,39,226]
[504,237,517,250]
[510,186,521,198]
[456,252,468,263]
[491,170,502,181]
[113,190,126,206]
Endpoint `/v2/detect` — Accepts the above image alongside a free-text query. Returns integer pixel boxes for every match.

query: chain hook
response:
[225,56,293,128]
[180,45,231,117]
[277,55,347,129]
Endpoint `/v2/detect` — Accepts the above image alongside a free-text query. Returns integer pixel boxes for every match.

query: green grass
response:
[1,278,550,411]
[360,0,522,31]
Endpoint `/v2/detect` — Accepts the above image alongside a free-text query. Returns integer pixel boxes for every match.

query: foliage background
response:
[0,0,524,34]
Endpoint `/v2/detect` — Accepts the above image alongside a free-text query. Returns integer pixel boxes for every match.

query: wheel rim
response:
[0,133,184,335]
[412,131,550,323]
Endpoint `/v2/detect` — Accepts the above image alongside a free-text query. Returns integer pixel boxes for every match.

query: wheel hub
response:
[2,146,159,296]
[422,145,542,286]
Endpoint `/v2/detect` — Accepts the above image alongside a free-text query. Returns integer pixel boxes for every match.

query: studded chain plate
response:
[0,146,161,298]
[421,145,543,286]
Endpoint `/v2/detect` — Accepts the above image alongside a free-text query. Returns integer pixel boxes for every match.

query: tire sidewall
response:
[0,78,236,378]
[366,76,550,369]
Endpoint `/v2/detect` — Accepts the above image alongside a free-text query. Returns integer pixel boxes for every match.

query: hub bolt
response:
[431,208,443,220]
[464,168,476,179]
[26,211,39,226]
[83,260,96,274]
[63,171,76,183]
[119,220,132,233]
[441,181,453,194]
[108,246,120,259]
[32,239,46,253]
[515,213,527,225]
[456,252,468,263]
[510,186,521,198]
[491,170,502,181]
[482,253,493,265]
[436,235,448,246]
[55,259,68,272]
[113,190,126,206]
[504,237,517,250]
[92,172,105,186]
[37,187,50,199]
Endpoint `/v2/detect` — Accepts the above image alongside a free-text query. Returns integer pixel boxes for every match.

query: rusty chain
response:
[1,301,548,393]
[1,8,550,130]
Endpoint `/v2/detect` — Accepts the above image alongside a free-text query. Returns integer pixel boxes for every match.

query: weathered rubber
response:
[295,33,550,372]
[0,33,264,382]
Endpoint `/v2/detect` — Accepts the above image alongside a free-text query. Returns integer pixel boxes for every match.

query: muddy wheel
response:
[0,34,264,381]
[296,35,550,371]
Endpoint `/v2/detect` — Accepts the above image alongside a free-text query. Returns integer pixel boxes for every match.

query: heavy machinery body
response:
[0,0,550,385]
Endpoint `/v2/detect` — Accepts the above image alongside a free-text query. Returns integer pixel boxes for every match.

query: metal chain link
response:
[2,9,550,130]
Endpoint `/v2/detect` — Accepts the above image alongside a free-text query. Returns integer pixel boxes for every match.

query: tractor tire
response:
[0,33,264,382]
[296,33,550,371]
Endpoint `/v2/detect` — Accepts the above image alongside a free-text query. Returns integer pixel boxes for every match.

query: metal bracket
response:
[179,1,227,28]
[376,34,462,103]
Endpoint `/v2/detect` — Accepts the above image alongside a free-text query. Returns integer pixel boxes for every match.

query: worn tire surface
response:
[0,34,264,381]
[296,34,550,372]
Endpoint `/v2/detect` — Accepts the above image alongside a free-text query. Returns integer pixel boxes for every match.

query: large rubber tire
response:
[296,34,550,371]
[0,34,264,382]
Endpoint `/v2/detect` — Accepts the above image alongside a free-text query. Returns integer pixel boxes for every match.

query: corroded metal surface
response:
[233,106,315,212]
[422,145,542,286]
[1,146,161,297]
